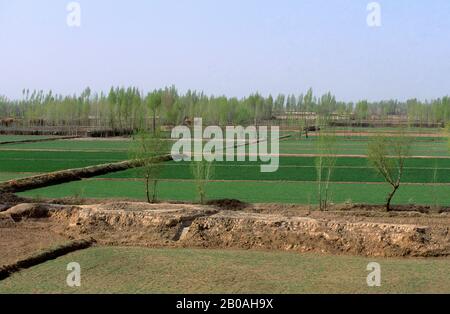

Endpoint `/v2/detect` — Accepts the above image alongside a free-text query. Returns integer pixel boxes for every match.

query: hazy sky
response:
[0,0,449,101]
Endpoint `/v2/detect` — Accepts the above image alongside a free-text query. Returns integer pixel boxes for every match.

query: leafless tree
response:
[368,131,411,211]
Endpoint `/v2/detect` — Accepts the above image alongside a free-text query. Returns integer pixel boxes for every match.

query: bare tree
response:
[447,123,450,150]
[431,161,440,212]
[131,128,168,203]
[298,118,306,140]
[368,131,411,211]
[191,158,214,205]
[315,126,337,210]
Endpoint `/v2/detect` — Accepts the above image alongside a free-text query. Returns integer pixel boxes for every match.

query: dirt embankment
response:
[185,212,447,257]
[1,202,448,261]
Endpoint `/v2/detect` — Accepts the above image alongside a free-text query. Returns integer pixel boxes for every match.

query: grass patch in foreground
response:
[0,247,448,293]
[19,179,450,206]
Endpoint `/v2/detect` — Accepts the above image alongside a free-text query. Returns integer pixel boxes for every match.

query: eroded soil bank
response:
[1,201,449,267]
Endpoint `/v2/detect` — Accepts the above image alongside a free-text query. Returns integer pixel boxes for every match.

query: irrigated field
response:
[1,247,449,294]
[1,133,449,205]
[1,132,449,295]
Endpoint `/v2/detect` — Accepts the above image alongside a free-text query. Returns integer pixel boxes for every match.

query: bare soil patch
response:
[206,199,248,211]
[1,201,448,264]
[0,218,71,266]
[0,238,94,280]
[0,193,26,207]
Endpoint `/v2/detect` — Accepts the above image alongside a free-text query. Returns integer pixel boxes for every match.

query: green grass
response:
[0,139,133,151]
[0,172,40,182]
[1,136,448,156]
[2,135,450,205]
[95,157,450,184]
[0,135,57,143]
[0,150,127,173]
[0,150,127,161]
[1,247,448,293]
[3,153,450,183]
[18,179,450,206]
[279,137,450,156]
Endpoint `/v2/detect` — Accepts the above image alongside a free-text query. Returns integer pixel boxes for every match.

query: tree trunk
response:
[386,185,399,212]
[151,180,158,203]
[200,191,205,205]
[317,158,323,211]
[145,175,151,203]
[152,108,156,134]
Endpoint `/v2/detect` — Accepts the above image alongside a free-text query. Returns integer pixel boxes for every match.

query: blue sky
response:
[0,0,449,101]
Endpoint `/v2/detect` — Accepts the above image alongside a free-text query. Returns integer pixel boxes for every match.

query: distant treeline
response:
[0,87,449,129]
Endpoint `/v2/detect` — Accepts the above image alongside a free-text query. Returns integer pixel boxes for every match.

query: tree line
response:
[1,87,449,129]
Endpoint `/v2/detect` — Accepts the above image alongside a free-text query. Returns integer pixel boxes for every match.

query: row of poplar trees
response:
[0,87,449,129]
